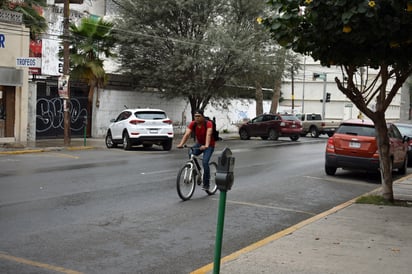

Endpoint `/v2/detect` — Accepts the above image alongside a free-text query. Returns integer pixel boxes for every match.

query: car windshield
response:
[336,124,376,137]
[281,115,299,121]
[396,125,412,136]
[134,111,167,120]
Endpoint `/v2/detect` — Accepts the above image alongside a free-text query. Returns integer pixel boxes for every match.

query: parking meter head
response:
[217,147,235,173]
[216,147,235,191]
[216,172,234,191]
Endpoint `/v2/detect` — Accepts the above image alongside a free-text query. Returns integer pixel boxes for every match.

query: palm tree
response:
[67,16,116,104]
[1,0,48,39]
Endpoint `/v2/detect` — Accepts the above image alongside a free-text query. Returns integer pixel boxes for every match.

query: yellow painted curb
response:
[0,149,45,155]
[0,146,95,155]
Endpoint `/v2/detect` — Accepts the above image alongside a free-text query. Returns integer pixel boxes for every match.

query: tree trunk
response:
[373,117,394,202]
[256,82,263,116]
[334,64,398,202]
[88,84,95,103]
[270,79,281,114]
[270,48,286,113]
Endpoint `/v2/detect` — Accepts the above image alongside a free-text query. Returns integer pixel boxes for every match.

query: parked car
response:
[325,119,409,175]
[239,113,302,141]
[105,108,174,151]
[394,122,412,166]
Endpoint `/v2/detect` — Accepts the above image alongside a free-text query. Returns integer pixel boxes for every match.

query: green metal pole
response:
[213,190,227,274]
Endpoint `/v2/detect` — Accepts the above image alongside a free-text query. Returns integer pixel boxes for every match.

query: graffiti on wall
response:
[36,97,88,136]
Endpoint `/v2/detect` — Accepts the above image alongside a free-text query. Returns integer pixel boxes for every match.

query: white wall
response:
[92,79,404,138]
[92,88,273,137]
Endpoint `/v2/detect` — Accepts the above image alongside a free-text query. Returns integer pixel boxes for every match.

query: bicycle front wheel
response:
[205,162,218,195]
[177,163,195,201]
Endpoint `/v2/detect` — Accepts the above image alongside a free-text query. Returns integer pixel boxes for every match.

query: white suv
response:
[105,108,174,151]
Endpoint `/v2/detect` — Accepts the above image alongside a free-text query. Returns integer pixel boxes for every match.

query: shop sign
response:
[0,9,22,24]
[0,33,4,48]
[16,57,41,68]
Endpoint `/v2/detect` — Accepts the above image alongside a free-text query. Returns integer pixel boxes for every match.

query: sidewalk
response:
[194,177,412,274]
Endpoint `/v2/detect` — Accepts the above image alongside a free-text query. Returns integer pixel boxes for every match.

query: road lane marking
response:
[0,252,83,274]
[214,198,316,216]
[139,169,175,175]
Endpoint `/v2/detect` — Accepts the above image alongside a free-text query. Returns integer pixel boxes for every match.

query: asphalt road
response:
[0,137,386,273]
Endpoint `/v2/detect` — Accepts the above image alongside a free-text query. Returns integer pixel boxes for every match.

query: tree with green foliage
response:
[264,0,412,201]
[65,16,116,104]
[0,0,47,39]
[113,0,284,118]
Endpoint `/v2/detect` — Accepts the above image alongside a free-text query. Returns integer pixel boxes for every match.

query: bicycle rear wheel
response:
[205,162,218,195]
[177,163,195,201]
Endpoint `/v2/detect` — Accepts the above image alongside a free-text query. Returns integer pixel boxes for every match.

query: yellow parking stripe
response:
[48,152,80,159]
[0,252,83,274]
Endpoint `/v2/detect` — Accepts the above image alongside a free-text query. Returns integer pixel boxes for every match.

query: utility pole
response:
[63,0,71,145]
[291,66,295,113]
[302,56,306,113]
[313,72,327,118]
[321,74,327,119]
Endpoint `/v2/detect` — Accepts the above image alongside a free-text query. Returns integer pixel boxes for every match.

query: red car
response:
[394,122,412,166]
[239,113,302,141]
[325,119,409,175]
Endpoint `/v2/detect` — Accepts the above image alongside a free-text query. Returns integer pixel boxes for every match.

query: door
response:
[248,115,264,136]
[389,125,407,166]
[0,86,15,138]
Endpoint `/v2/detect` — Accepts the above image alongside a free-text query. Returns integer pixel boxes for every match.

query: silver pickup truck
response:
[296,113,341,138]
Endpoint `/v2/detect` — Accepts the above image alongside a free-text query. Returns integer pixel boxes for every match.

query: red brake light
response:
[129,119,145,125]
[326,137,335,150]
[163,119,173,125]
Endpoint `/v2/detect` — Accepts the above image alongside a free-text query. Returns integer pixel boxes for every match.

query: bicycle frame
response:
[176,146,218,201]
[186,148,203,185]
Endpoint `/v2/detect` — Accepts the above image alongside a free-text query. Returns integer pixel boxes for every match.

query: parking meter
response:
[214,147,235,273]
[215,147,235,191]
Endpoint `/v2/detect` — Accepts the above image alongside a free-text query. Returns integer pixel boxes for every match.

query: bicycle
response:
[176,146,218,201]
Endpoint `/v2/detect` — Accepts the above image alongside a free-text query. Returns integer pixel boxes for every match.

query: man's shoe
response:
[202,185,210,191]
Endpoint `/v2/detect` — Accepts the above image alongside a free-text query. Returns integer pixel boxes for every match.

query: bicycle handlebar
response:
[177,145,195,149]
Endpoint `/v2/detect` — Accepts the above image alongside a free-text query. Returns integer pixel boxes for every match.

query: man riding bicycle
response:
[177,109,216,190]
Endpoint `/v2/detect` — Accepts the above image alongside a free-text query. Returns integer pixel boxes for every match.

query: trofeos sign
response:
[16,57,41,68]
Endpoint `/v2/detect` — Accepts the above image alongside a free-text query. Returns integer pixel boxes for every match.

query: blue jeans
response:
[191,143,214,187]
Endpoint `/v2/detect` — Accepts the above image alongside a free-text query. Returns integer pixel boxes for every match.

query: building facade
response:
[0,10,30,144]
